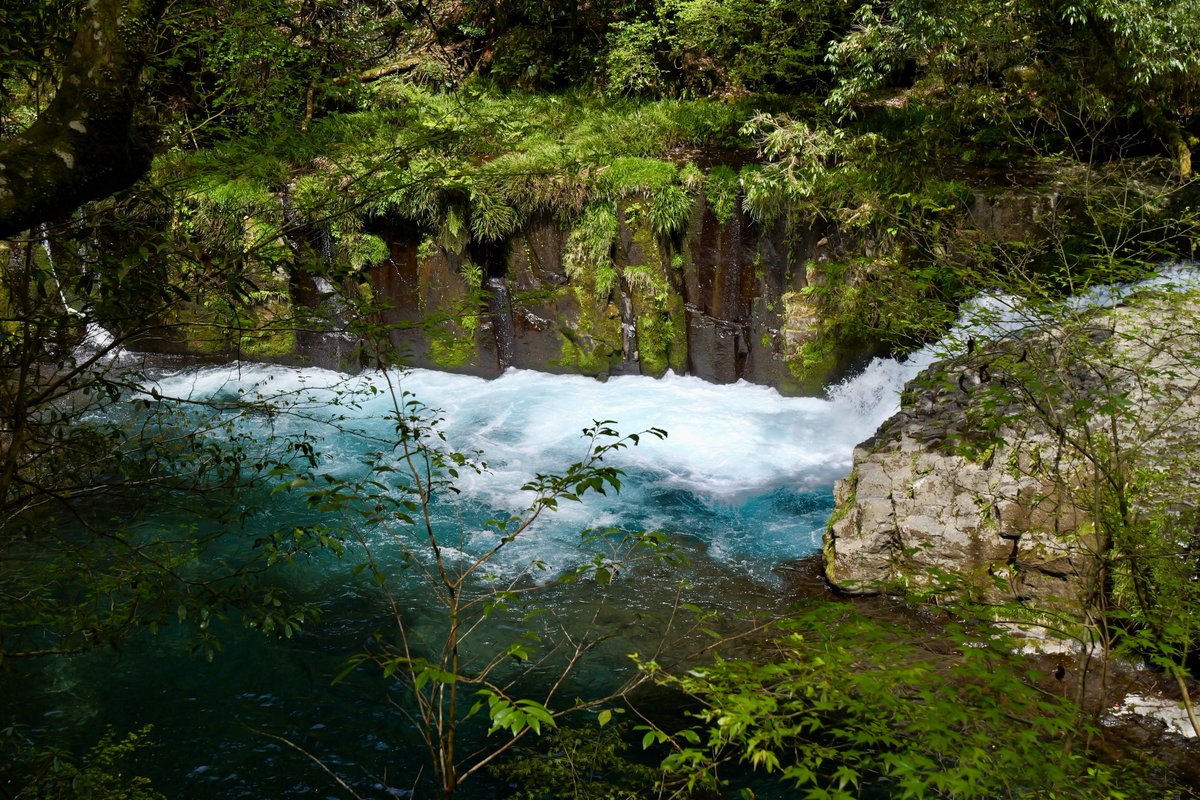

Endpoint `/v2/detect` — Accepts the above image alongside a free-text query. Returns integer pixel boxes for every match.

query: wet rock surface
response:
[316,196,893,394]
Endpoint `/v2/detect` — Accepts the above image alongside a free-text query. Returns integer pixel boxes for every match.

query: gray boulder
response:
[824,290,1200,616]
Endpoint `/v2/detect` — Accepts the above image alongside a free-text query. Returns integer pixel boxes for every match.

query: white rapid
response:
[147,365,864,577]
[142,264,1199,578]
[142,350,944,577]
[830,262,1200,429]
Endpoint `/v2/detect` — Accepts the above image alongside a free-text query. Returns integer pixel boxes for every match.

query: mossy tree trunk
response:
[0,0,165,238]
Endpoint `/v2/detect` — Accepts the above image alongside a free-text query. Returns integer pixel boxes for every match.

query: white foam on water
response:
[69,320,128,365]
[135,263,1200,577]
[138,363,867,575]
[824,261,1200,430]
[825,290,1039,431]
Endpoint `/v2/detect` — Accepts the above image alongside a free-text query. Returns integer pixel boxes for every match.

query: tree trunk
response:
[0,0,166,238]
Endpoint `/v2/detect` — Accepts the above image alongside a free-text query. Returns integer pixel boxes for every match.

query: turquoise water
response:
[9,263,1199,796]
[143,365,883,573]
[7,363,917,797]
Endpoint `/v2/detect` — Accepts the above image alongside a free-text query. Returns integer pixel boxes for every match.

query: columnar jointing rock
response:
[824,291,1200,616]
[353,193,885,394]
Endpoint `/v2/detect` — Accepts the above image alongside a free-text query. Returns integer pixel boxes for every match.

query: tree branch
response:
[332,56,423,86]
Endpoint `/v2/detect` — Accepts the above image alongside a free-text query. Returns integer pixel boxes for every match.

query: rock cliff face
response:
[291,181,1057,394]
[824,290,1200,615]
[824,397,1094,610]
[353,193,878,394]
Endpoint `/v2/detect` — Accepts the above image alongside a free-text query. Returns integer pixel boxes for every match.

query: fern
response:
[622,264,667,297]
[598,157,678,200]
[469,184,520,241]
[459,260,483,290]
[565,204,619,284]
[705,165,740,225]
[595,263,618,299]
[650,184,695,236]
[437,205,469,253]
[336,232,389,272]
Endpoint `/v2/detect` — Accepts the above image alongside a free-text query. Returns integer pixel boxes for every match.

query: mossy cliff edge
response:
[353,182,1057,394]
[136,89,1080,394]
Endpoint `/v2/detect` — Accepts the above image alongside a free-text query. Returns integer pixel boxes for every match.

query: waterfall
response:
[724,201,743,315]
[317,225,335,265]
[826,262,1200,431]
[616,278,640,373]
[142,263,1200,574]
[825,292,1025,429]
[726,202,748,376]
[23,263,1200,800]
[309,276,358,366]
[142,295,1036,573]
[36,224,122,360]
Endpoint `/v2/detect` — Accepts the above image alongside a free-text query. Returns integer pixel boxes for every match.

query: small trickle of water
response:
[486,276,516,369]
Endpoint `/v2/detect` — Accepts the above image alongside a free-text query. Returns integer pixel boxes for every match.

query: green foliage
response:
[0,0,83,128]
[490,725,661,799]
[604,20,666,97]
[600,158,679,198]
[427,297,483,368]
[634,307,682,378]
[740,114,905,228]
[11,4,1200,794]
[705,165,740,224]
[566,204,620,291]
[287,385,677,796]
[738,112,971,357]
[474,691,558,737]
[590,0,845,97]
[954,286,1200,730]
[2,725,165,800]
[155,90,750,341]
[1109,487,1200,674]
[148,0,411,143]
[622,264,666,298]
[662,0,842,95]
[556,322,624,375]
[825,0,1200,175]
[469,183,521,241]
[643,606,1154,799]
[648,185,695,237]
[0,386,328,658]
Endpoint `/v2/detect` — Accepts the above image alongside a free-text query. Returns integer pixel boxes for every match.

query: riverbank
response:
[777,553,1200,792]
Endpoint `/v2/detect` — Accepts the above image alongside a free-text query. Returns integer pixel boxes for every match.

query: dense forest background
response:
[2,0,1200,797]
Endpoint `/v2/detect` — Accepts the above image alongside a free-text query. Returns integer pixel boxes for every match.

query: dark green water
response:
[7,535,791,798]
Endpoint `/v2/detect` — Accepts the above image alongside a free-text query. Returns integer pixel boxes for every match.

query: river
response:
[8,268,1193,797]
